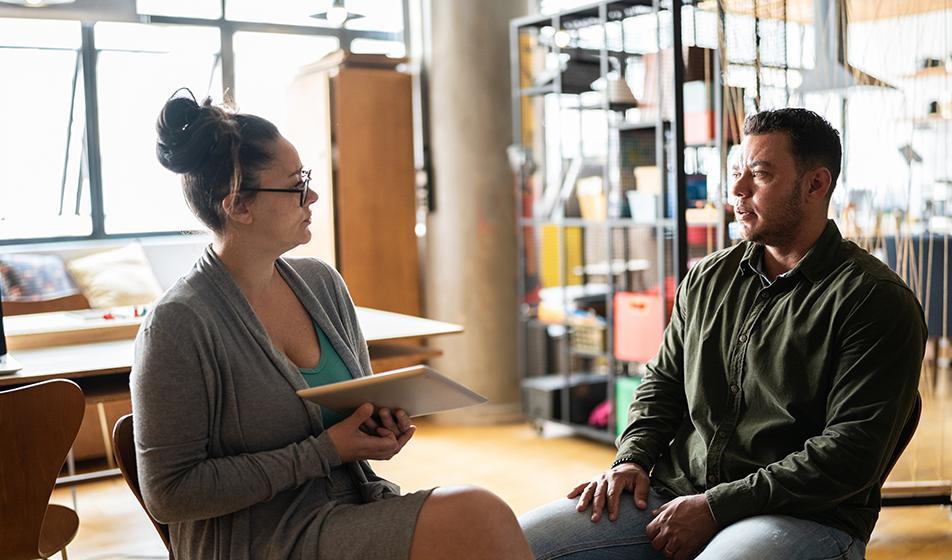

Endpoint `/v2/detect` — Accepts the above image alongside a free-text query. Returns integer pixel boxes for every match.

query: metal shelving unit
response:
[510,0,689,443]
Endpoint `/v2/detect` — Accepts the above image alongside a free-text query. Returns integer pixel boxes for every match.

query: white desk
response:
[1,307,462,387]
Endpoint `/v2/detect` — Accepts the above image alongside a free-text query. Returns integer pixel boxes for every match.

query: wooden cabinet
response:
[288,51,420,316]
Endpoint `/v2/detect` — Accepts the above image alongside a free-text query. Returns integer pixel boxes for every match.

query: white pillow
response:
[66,243,163,308]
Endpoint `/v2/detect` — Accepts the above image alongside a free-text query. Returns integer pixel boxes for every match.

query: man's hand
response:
[645,494,716,560]
[566,462,651,523]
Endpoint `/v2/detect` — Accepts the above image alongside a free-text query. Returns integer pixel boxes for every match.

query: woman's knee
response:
[426,485,518,528]
[413,486,530,559]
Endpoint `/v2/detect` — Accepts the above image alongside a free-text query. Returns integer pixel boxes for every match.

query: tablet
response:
[296,365,488,418]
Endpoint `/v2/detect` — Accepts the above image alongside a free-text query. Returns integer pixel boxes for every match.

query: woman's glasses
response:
[242,169,311,207]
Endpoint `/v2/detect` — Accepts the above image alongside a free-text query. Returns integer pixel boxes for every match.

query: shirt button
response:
[760,292,769,299]
[738,333,748,343]
[708,474,717,485]
[730,384,740,393]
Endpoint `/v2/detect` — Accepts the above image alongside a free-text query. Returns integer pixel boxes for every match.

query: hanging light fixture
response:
[310,0,365,27]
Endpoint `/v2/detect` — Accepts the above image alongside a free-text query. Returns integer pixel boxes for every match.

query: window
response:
[226,0,404,35]
[226,0,341,29]
[0,19,89,241]
[350,38,406,58]
[233,32,339,134]
[136,0,222,20]
[95,23,221,234]
[343,0,404,34]
[0,4,407,245]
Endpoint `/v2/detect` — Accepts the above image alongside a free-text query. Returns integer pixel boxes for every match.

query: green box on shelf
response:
[614,375,643,438]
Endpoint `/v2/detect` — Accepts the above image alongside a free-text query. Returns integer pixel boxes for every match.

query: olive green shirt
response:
[614,220,925,542]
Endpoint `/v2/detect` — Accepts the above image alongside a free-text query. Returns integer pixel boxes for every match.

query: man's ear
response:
[806,167,832,200]
[221,192,254,226]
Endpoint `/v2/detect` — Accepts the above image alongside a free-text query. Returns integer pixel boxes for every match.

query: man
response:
[520,108,925,560]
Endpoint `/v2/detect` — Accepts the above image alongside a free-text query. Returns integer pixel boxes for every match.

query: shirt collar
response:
[739,220,842,284]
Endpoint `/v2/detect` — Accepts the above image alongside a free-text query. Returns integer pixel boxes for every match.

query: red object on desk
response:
[614,278,676,364]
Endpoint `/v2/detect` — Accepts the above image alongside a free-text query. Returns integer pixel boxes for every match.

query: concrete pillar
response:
[424,0,529,424]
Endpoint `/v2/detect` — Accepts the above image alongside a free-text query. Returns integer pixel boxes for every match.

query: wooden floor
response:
[51,421,951,560]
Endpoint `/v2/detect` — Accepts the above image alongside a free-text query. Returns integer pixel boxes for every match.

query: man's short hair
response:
[743,108,842,197]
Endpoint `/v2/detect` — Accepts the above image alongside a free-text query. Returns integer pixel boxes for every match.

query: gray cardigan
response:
[131,247,400,559]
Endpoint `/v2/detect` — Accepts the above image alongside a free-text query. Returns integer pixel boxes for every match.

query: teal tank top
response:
[299,323,352,427]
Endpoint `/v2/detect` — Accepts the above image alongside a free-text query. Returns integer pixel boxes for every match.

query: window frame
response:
[0,2,409,246]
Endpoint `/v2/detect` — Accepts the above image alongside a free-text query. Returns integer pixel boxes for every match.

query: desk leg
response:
[96,401,116,470]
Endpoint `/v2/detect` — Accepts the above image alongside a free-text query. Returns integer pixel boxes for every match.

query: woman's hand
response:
[327,403,400,463]
[372,407,416,454]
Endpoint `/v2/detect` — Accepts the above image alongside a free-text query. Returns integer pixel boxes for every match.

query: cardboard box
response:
[634,166,662,195]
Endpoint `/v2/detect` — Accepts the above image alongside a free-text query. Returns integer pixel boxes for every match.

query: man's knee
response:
[519,495,662,559]
[697,515,863,560]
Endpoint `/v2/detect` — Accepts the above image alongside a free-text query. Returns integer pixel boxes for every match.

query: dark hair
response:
[155,90,280,233]
[743,108,842,197]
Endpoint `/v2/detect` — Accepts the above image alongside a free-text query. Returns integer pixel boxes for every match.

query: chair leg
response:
[66,448,77,512]
[96,401,116,470]
[60,545,68,560]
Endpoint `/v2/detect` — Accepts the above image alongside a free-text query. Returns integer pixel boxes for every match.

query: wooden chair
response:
[0,379,85,560]
[113,414,174,558]
[5,295,128,472]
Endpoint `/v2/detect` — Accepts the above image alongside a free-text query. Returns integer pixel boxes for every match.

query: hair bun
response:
[155,93,237,175]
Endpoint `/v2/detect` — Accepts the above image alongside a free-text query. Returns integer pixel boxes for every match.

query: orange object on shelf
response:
[687,224,712,246]
[684,110,715,145]
[613,278,676,363]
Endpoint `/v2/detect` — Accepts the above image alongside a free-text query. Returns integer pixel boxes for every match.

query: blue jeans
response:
[518,490,865,560]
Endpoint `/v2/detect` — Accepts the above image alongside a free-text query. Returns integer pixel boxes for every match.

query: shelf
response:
[518,85,557,97]
[520,217,677,227]
[902,66,952,80]
[618,120,662,131]
[538,420,617,444]
[521,89,638,111]
[912,115,952,127]
[573,258,650,276]
[513,0,689,448]
[511,12,552,29]
[522,371,608,388]
[570,348,609,359]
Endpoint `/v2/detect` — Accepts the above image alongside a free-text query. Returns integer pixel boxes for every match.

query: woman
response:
[132,90,532,560]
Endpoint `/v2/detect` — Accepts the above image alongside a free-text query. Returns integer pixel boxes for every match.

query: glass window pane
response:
[0,18,90,241]
[95,21,221,52]
[350,38,405,58]
[226,0,340,29]
[344,0,403,33]
[136,0,222,20]
[0,17,81,49]
[233,32,339,134]
[95,23,221,235]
